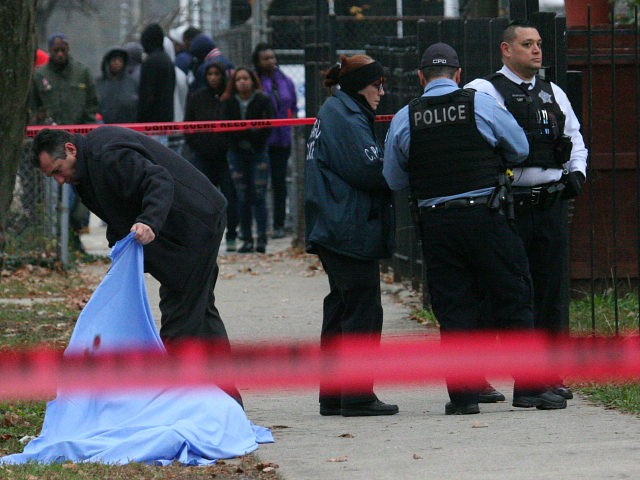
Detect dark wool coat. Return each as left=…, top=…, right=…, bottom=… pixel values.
left=73, top=126, right=227, bottom=291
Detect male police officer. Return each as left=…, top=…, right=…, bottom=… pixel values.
left=384, top=42, right=567, bottom=414
left=466, top=21, right=588, bottom=401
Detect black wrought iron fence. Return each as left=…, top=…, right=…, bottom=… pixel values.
left=567, top=14, right=640, bottom=335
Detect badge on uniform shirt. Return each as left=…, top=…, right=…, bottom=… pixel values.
left=538, top=90, right=553, bottom=104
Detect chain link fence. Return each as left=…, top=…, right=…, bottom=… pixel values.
left=4, top=143, right=60, bottom=269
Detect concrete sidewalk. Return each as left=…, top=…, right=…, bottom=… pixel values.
left=82, top=221, right=640, bottom=479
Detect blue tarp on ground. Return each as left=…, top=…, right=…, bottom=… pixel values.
left=0, top=232, right=272, bottom=465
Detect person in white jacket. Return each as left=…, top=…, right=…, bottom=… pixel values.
left=164, top=36, right=189, bottom=154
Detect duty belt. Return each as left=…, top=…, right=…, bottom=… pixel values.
left=511, top=182, right=565, bottom=209
left=421, top=195, right=490, bottom=210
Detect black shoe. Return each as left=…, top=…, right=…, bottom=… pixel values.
left=478, top=383, right=506, bottom=403
left=237, top=241, right=254, bottom=253
left=256, top=237, right=267, bottom=253
left=341, top=399, right=399, bottom=417
left=550, top=383, right=574, bottom=400
left=319, top=403, right=341, bottom=416
left=513, top=390, right=567, bottom=410
left=445, top=402, right=480, bottom=415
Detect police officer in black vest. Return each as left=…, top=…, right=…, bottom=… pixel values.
left=384, top=42, right=568, bottom=414
left=467, top=21, right=588, bottom=402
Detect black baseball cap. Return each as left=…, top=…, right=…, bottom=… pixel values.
left=419, top=42, right=460, bottom=69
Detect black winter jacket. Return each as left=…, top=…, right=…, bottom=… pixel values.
left=138, top=24, right=175, bottom=122
left=184, top=85, right=228, bottom=160
left=73, top=126, right=227, bottom=291
left=221, top=92, right=274, bottom=153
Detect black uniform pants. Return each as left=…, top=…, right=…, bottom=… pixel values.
left=419, top=207, right=534, bottom=406
left=158, top=215, right=243, bottom=405
left=316, top=245, right=382, bottom=407
left=513, top=199, right=569, bottom=334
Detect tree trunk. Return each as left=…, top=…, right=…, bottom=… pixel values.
left=0, top=0, right=36, bottom=259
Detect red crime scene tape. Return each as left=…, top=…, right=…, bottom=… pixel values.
left=24, top=115, right=396, bottom=138
left=0, top=332, right=639, bottom=400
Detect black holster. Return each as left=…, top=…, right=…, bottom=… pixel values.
left=488, top=173, right=515, bottom=223
left=554, top=135, right=573, bottom=165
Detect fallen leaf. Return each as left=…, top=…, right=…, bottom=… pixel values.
left=327, top=455, right=348, bottom=462
left=413, top=453, right=423, bottom=460
left=472, top=421, right=489, bottom=428
left=338, top=433, right=354, bottom=438
left=19, top=435, right=36, bottom=445
left=2, top=412, right=21, bottom=426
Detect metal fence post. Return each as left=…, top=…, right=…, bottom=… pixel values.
left=60, top=183, right=70, bottom=268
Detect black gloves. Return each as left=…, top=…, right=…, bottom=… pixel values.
left=561, top=171, right=586, bottom=199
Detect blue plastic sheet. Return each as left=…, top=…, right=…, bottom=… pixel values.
left=0, top=232, right=273, bottom=465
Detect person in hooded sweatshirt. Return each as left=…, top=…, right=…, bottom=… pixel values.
left=188, top=32, right=234, bottom=93
left=96, top=47, right=138, bottom=124
left=184, top=61, right=239, bottom=252
left=123, top=41, right=143, bottom=89
left=175, top=26, right=201, bottom=76
left=138, top=23, right=175, bottom=147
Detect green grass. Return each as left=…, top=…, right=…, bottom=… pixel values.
left=0, top=401, right=48, bottom=457
left=569, top=290, right=640, bottom=415
left=570, top=290, right=640, bottom=336
left=0, top=456, right=279, bottom=479
left=0, top=267, right=82, bottom=298
left=0, top=303, right=77, bottom=350
left=574, top=382, right=640, bottom=415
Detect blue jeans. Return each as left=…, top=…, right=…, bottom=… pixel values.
left=227, top=149, right=269, bottom=241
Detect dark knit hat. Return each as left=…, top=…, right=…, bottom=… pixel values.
left=47, top=33, right=68, bottom=48
left=338, top=61, right=385, bottom=93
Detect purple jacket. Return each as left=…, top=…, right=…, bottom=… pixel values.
left=258, top=69, right=298, bottom=148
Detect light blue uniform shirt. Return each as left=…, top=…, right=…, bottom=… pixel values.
left=383, top=78, right=529, bottom=207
